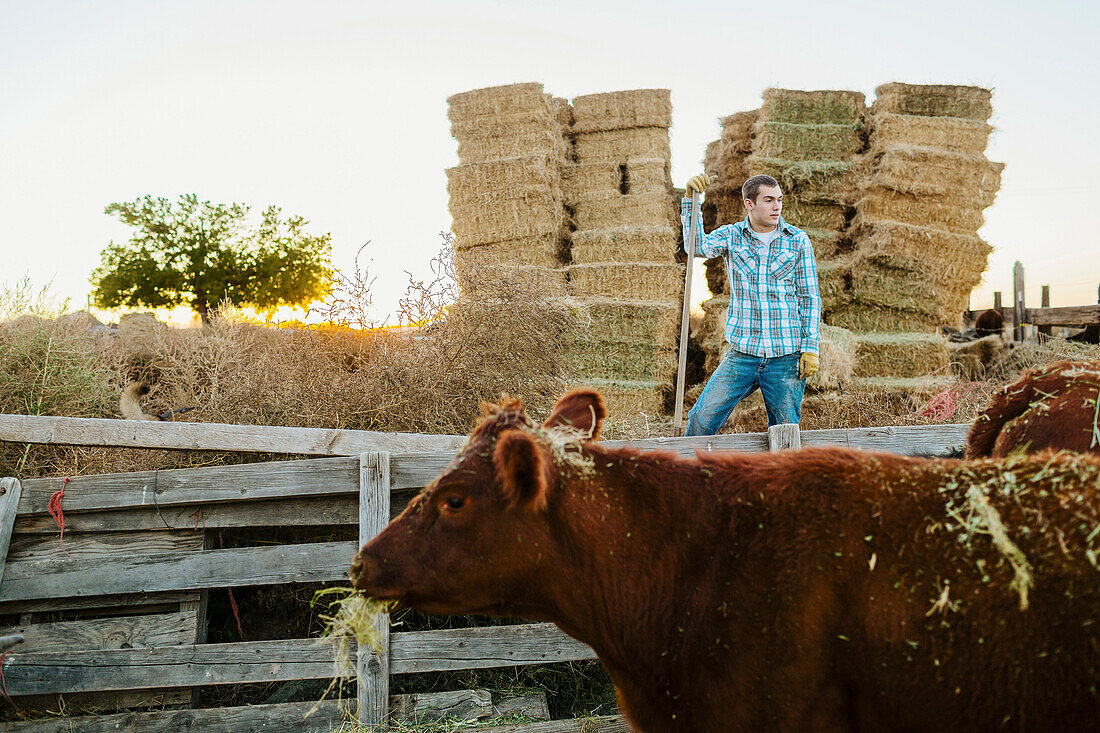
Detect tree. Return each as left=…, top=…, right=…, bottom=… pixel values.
left=91, top=194, right=334, bottom=324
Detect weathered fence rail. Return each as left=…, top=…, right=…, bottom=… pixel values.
left=0, top=414, right=970, bottom=731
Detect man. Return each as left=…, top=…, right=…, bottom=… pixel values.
left=681, top=173, right=821, bottom=434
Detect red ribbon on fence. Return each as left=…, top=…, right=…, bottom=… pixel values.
left=48, top=477, right=71, bottom=549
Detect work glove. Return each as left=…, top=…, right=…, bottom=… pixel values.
left=799, top=352, right=820, bottom=380
left=685, top=173, right=715, bottom=196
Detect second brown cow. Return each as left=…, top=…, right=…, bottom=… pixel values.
left=352, top=389, right=1100, bottom=732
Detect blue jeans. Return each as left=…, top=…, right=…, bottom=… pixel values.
left=686, top=350, right=805, bottom=435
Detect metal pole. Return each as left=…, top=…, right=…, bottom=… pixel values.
left=673, top=192, right=701, bottom=437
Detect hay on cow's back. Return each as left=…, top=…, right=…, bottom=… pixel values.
left=573, top=127, right=671, bottom=163
left=853, top=331, right=950, bottom=379
left=869, top=112, right=993, bottom=154
left=872, top=83, right=993, bottom=121
left=754, top=121, right=863, bottom=162
left=571, top=189, right=678, bottom=230
left=761, top=88, right=866, bottom=124
left=571, top=88, right=672, bottom=134
left=569, top=226, right=679, bottom=265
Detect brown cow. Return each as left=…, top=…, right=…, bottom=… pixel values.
left=967, top=359, right=1100, bottom=458
left=351, top=390, right=1100, bottom=732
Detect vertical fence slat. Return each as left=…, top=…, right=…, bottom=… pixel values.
left=1013, top=261, right=1026, bottom=342
left=358, top=452, right=391, bottom=729
left=1039, top=284, right=1052, bottom=339
left=0, top=478, right=23, bottom=587
left=767, top=424, right=801, bottom=452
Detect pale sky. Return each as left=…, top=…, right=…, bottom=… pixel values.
left=2, top=0, right=1098, bottom=324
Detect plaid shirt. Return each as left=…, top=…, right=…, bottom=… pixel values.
left=682, top=199, right=821, bottom=357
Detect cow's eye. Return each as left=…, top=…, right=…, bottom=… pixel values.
left=444, top=495, right=466, bottom=510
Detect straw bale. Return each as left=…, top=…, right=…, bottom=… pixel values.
left=761, top=88, right=865, bottom=124
left=571, top=89, right=672, bottom=134
left=845, top=253, right=957, bottom=317
left=872, top=83, right=992, bottom=122
left=853, top=331, right=949, bottom=378
left=455, top=259, right=569, bottom=298
left=849, top=375, right=954, bottom=393
left=572, top=189, right=677, bottom=230
left=572, top=379, right=667, bottom=416
left=568, top=262, right=684, bottom=303
left=447, top=82, right=551, bottom=121
left=569, top=226, right=679, bottom=265
left=754, top=122, right=863, bottom=161
left=805, top=324, right=856, bottom=390
left=450, top=235, right=563, bottom=268
left=851, top=215, right=992, bottom=275
left=825, top=303, right=941, bottom=333
left=566, top=340, right=678, bottom=383
left=450, top=193, right=566, bottom=247
left=872, top=144, right=1003, bottom=203
left=569, top=297, right=680, bottom=348
left=746, top=157, right=858, bottom=203
left=455, top=127, right=566, bottom=165
left=782, top=200, right=848, bottom=231
left=450, top=110, right=554, bottom=141
left=704, top=140, right=723, bottom=177
left=562, top=158, right=670, bottom=200
left=549, top=96, right=574, bottom=131
left=573, top=127, right=671, bottom=163
left=446, top=155, right=561, bottom=200
left=817, top=259, right=851, bottom=312
left=719, top=110, right=760, bottom=152
left=869, top=112, right=992, bottom=154
left=855, top=186, right=987, bottom=232
left=803, top=228, right=844, bottom=261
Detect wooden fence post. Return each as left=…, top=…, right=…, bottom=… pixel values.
left=1013, top=262, right=1026, bottom=342
left=1039, top=285, right=1052, bottom=340
left=0, top=478, right=23, bottom=587
left=767, top=424, right=801, bottom=452
left=358, top=452, right=392, bottom=730
left=993, top=291, right=1002, bottom=314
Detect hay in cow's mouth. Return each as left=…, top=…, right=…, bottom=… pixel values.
left=307, top=586, right=393, bottom=714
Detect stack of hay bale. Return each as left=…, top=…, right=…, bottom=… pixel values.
left=828, top=83, right=1000, bottom=335
left=446, top=83, right=571, bottom=297
left=562, top=89, right=683, bottom=416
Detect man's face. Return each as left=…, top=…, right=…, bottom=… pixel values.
left=746, top=185, right=783, bottom=229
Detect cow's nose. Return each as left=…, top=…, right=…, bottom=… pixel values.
left=349, top=552, right=365, bottom=584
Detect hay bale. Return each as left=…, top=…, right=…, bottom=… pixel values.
left=454, top=259, right=569, bottom=298
left=572, top=189, right=677, bottom=230
left=869, top=112, right=993, bottom=154
left=872, top=83, right=992, bottom=121
left=573, top=127, right=671, bottom=163
left=447, top=82, right=551, bottom=121
left=845, top=252, right=964, bottom=317
left=754, top=121, right=863, bottom=161
left=704, top=139, right=723, bottom=177
left=569, top=226, right=678, bottom=264
left=851, top=215, right=992, bottom=276
left=450, top=110, right=554, bottom=140
left=761, top=88, right=865, bottom=124
left=570, top=297, right=680, bottom=348
left=455, top=127, right=565, bottom=165
left=855, top=186, right=987, bottom=232
left=809, top=324, right=858, bottom=391
left=446, top=155, right=561, bottom=201
left=872, top=144, right=1003, bottom=203
left=816, top=259, right=850, bottom=311
left=571, top=89, right=672, bottom=134
left=825, top=303, right=942, bottom=333
left=568, top=262, right=684, bottom=303
left=853, top=331, right=949, bottom=378
left=746, top=157, right=858, bottom=203
left=562, top=158, right=670, bottom=200
left=781, top=200, right=849, bottom=232
left=849, top=375, right=954, bottom=393
left=802, top=228, right=843, bottom=262
left=451, top=236, right=564, bottom=268
left=947, top=335, right=1008, bottom=380
left=549, top=96, right=574, bottom=132
left=719, top=110, right=760, bottom=152
left=566, top=341, right=677, bottom=383
left=573, top=379, right=667, bottom=416
left=450, top=191, right=566, bottom=247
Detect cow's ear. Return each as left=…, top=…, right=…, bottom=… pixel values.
left=543, top=389, right=606, bottom=440
left=493, top=430, right=549, bottom=512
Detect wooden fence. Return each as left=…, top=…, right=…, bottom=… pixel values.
left=967, top=261, right=1100, bottom=341
left=0, top=415, right=970, bottom=731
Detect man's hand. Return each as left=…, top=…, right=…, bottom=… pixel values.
left=686, top=173, right=714, bottom=196
left=799, top=353, right=819, bottom=380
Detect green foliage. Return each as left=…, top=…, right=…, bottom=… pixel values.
left=91, top=194, right=335, bottom=322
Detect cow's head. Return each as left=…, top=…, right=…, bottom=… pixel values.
left=349, top=389, right=606, bottom=616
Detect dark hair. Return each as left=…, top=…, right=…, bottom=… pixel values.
left=742, top=175, right=780, bottom=203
